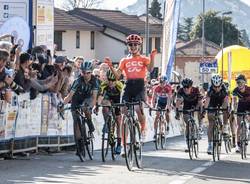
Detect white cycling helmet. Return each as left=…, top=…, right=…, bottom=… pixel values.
left=211, top=74, right=223, bottom=87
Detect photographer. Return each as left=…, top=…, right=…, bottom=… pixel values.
left=14, top=52, right=57, bottom=92
left=0, top=49, right=24, bottom=102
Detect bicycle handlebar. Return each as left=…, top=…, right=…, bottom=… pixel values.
left=233, top=111, right=250, bottom=116
left=204, top=107, right=228, bottom=111
left=177, top=108, right=200, bottom=113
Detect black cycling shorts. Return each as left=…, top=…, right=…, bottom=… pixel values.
left=122, top=79, right=145, bottom=103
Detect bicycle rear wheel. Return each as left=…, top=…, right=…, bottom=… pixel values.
left=101, top=120, right=110, bottom=162
left=154, top=119, right=161, bottom=150
left=74, top=123, right=86, bottom=162
left=187, top=120, right=194, bottom=160
left=123, top=117, right=134, bottom=171
left=134, top=121, right=142, bottom=169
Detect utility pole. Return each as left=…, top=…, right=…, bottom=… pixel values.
left=201, top=0, right=205, bottom=83
left=146, top=0, right=149, bottom=56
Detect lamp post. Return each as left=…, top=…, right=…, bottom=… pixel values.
left=221, top=11, right=232, bottom=79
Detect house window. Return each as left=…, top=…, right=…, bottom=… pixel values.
left=149, top=37, right=152, bottom=53
left=54, top=31, right=63, bottom=51
left=91, top=31, right=95, bottom=50
left=155, top=37, right=161, bottom=52
left=76, top=31, right=80, bottom=49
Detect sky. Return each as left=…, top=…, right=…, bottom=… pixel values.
left=55, top=0, right=250, bottom=10
left=54, top=0, right=137, bottom=10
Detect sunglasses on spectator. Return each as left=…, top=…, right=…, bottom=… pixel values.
left=128, top=43, right=139, bottom=47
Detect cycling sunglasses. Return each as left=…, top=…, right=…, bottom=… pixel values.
left=128, top=43, right=140, bottom=47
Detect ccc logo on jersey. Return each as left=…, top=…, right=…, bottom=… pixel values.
left=125, top=61, right=144, bottom=73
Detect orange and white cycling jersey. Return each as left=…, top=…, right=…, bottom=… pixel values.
left=118, top=55, right=150, bottom=79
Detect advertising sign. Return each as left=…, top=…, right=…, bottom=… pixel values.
left=36, top=0, right=54, bottom=54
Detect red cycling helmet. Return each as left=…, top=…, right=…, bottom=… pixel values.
left=126, top=34, right=142, bottom=44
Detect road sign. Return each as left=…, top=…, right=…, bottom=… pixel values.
left=199, top=60, right=218, bottom=74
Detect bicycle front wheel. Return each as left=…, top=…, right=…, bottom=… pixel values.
left=193, top=123, right=199, bottom=158
left=101, top=121, right=110, bottom=162
left=134, top=121, right=142, bottom=169
left=160, top=119, right=167, bottom=150
left=154, top=119, right=161, bottom=150
left=123, top=117, right=134, bottom=171
left=240, top=122, right=247, bottom=159
left=212, top=124, right=218, bottom=162
left=187, top=120, right=194, bottom=160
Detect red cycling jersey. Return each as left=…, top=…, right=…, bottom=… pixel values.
left=118, top=55, right=150, bottom=80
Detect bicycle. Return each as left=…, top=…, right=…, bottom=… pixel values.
left=205, top=107, right=228, bottom=162
left=149, top=108, right=168, bottom=150
left=100, top=104, right=120, bottom=162
left=58, top=104, right=94, bottom=162
left=121, top=101, right=143, bottom=171
left=234, top=111, right=250, bottom=159
left=178, top=108, right=200, bottom=160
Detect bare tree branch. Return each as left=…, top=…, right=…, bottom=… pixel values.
left=63, top=0, right=102, bottom=10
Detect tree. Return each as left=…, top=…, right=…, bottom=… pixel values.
left=63, top=0, right=102, bottom=10
left=190, top=10, right=241, bottom=47
left=177, top=17, right=193, bottom=41
left=149, top=0, right=162, bottom=19
left=240, top=29, right=250, bottom=47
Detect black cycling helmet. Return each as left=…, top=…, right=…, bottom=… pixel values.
left=182, top=78, right=193, bottom=88
left=106, top=70, right=116, bottom=80
left=236, top=74, right=247, bottom=82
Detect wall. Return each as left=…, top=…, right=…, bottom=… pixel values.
left=175, top=56, right=215, bottom=85
left=95, top=31, right=127, bottom=62
left=56, top=30, right=95, bottom=59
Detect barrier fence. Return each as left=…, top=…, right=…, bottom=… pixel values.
left=0, top=93, right=185, bottom=156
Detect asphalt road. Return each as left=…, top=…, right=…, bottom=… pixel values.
left=0, top=135, right=250, bottom=184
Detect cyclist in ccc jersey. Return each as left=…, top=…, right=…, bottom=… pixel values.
left=104, top=34, right=157, bottom=139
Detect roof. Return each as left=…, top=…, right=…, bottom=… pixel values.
left=54, top=8, right=102, bottom=31
left=69, top=8, right=162, bottom=35
left=176, top=38, right=220, bottom=56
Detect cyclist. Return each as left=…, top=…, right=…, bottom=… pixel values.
left=224, top=81, right=237, bottom=148
left=63, top=60, right=99, bottom=155
left=151, top=76, right=172, bottom=138
left=232, top=74, right=250, bottom=153
left=175, top=78, right=203, bottom=152
left=204, top=74, right=229, bottom=154
left=96, top=70, right=124, bottom=154
left=104, top=34, right=157, bottom=140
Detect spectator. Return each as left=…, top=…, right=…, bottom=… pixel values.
left=73, top=56, right=84, bottom=79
